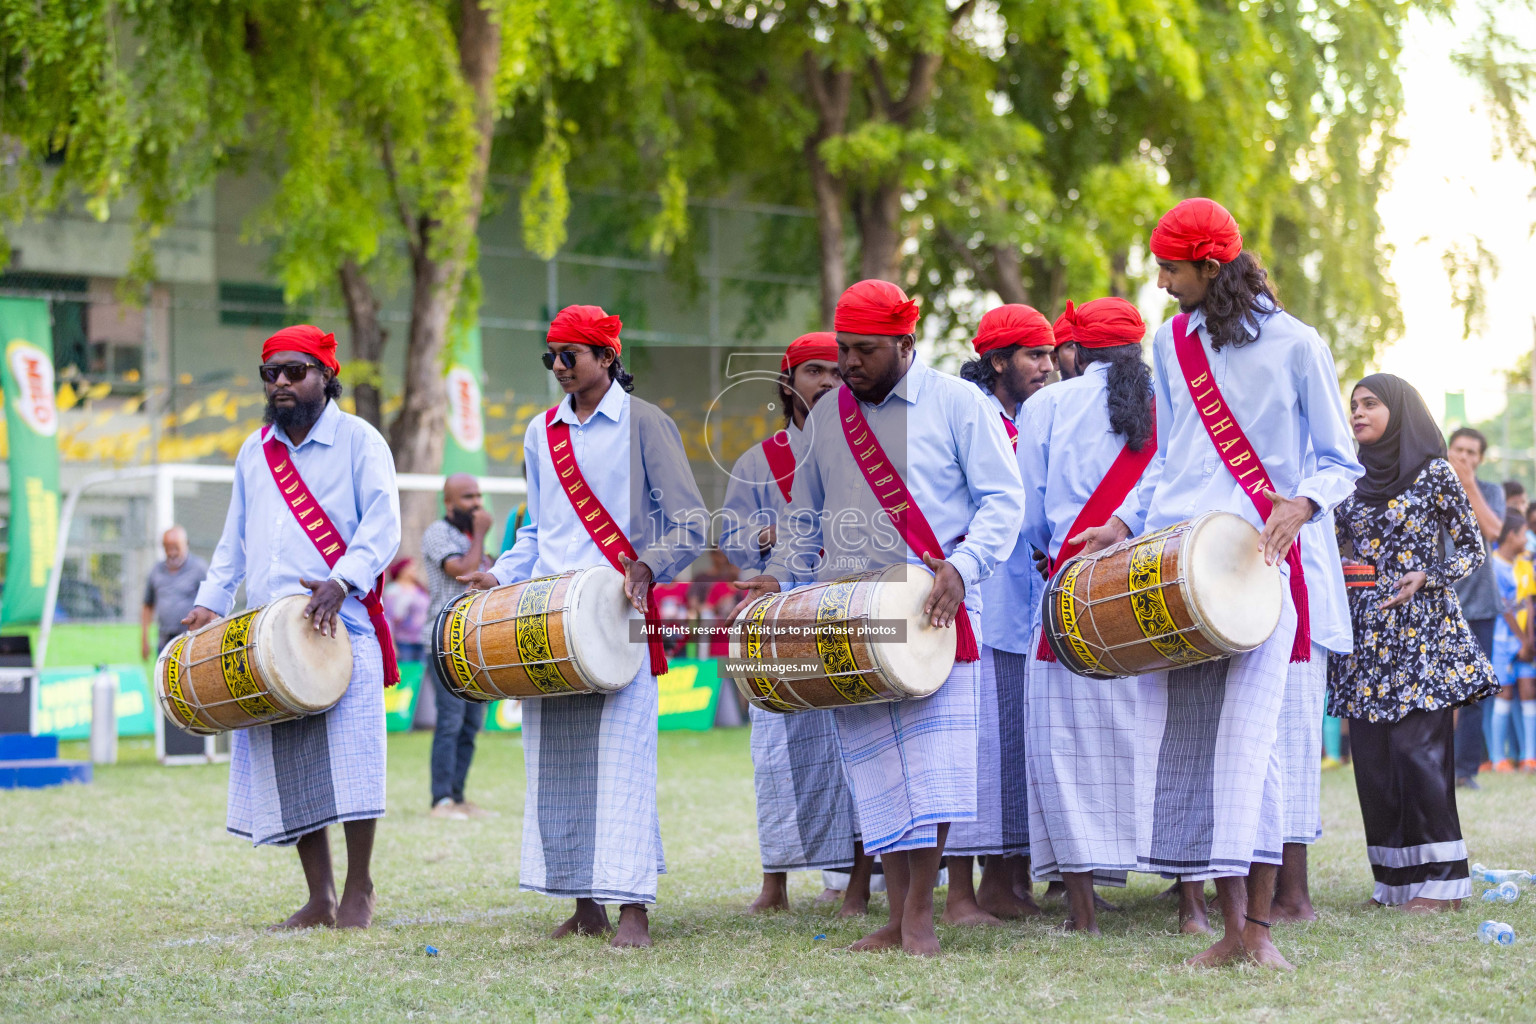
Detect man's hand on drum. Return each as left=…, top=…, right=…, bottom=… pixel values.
left=617, top=554, right=654, bottom=614
left=299, top=577, right=348, bottom=637
left=456, top=570, right=501, bottom=591
left=920, top=554, right=965, bottom=629
left=1380, top=570, right=1427, bottom=610
left=1069, top=516, right=1130, bottom=556
left=728, top=575, right=782, bottom=626
left=181, top=606, right=219, bottom=631
left=1260, top=491, right=1318, bottom=566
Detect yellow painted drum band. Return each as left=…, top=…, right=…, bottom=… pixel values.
left=815, top=581, right=879, bottom=705
left=744, top=597, right=796, bottom=713
left=162, top=636, right=204, bottom=731
left=1126, top=536, right=1204, bottom=665
left=514, top=574, right=574, bottom=695
left=445, top=596, right=485, bottom=695
left=1055, top=559, right=1103, bottom=673
left=219, top=611, right=282, bottom=720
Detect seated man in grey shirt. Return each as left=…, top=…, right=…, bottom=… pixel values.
left=1447, top=427, right=1506, bottom=788
left=141, top=525, right=209, bottom=660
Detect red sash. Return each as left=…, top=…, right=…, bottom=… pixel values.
left=761, top=431, right=797, bottom=504
left=1171, top=313, right=1310, bottom=662
left=1001, top=413, right=1018, bottom=450
left=1036, top=409, right=1157, bottom=661
left=260, top=432, right=399, bottom=685
left=837, top=387, right=979, bottom=662
left=543, top=407, right=669, bottom=675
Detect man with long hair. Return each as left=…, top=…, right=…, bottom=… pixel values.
left=185, top=324, right=401, bottom=930
left=458, top=305, right=708, bottom=948
left=719, top=333, right=873, bottom=916
left=1073, top=199, right=1360, bottom=969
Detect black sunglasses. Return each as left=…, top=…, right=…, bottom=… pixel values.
left=541, top=350, right=579, bottom=370
left=258, top=362, right=322, bottom=384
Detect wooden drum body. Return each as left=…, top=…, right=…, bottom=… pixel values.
left=431, top=566, right=643, bottom=703
left=1042, top=511, right=1282, bottom=679
left=155, top=594, right=354, bottom=735
left=726, top=564, right=956, bottom=714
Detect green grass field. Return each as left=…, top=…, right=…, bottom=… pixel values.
left=2, top=728, right=1533, bottom=1022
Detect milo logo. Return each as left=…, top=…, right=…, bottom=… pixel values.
left=7, top=340, right=56, bottom=437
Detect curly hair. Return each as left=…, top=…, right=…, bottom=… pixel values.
left=324, top=373, right=343, bottom=402
left=958, top=346, right=1019, bottom=392
left=1078, top=344, right=1155, bottom=452
left=608, top=355, right=635, bottom=393
left=1203, top=251, right=1281, bottom=351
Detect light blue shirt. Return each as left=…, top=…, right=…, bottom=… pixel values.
left=977, top=390, right=1039, bottom=653
left=1114, top=306, right=1362, bottom=536
left=719, top=420, right=808, bottom=574
left=197, top=400, right=402, bottom=635
left=493, top=382, right=708, bottom=584
left=1301, top=509, right=1351, bottom=655
left=763, top=355, right=1025, bottom=619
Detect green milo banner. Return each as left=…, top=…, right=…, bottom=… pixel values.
left=442, top=322, right=488, bottom=478
left=0, top=298, right=61, bottom=625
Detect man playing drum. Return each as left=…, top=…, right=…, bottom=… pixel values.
left=945, top=304, right=1056, bottom=925
left=185, top=324, right=401, bottom=930
left=1073, top=199, right=1360, bottom=969
left=735, top=279, right=1025, bottom=956
left=719, top=332, right=873, bottom=916
left=458, top=305, right=707, bottom=948
left=1018, top=297, right=1156, bottom=936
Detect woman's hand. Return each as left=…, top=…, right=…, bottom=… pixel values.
left=1380, top=569, right=1427, bottom=610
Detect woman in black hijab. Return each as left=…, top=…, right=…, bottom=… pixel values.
left=1328, top=374, right=1498, bottom=911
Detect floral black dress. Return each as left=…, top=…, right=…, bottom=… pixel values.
left=1327, top=458, right=1501, bottom=723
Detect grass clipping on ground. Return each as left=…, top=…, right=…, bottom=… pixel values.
left=1, top=730, right=1533, bottom=1022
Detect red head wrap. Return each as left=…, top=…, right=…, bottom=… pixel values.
left=1064, top=297, right=1146, bottom=348
left=547, top=304, right=623, bottom=356
left=781, top=332, right=839, bottom=373
left=1052, top=311, right=1073, bottom=347
left=262, top=324, right=339, bottom=374
left=1149, top=198, right=1243, bottom=264
left=833, top=279, right=920, bottom=337
left=970, top=304, right=1054, bottom=356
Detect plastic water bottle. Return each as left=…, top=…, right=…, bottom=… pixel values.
left=1479, top=921, right=1516, bottom=945
left=1473, top=866, right=1532, bottom=884
left=1482, top=881, right=1521, bottom=903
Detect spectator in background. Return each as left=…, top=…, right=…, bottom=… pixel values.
left=1447, top=427, right=1507, bottom=789
left=1504, top=480, right=1527, bottom=520
left=1489, top=512, right=1536, bottom=772
left=421, top=473, right=493, bottom=820
left=141, top=525, right=208, bottom=660
left=382, top=559, right=430, bottom=663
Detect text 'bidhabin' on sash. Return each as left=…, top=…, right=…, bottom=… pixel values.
left=630, top=620, right=910, bottom=644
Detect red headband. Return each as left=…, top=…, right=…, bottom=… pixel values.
left=781, top=332, right=839, bottom=373
left=1064, top=297, right=1146, bottom=348
left=262, top=324, right=339, bottom=374
left=833, top=279, right=920, bottom=336
left=547, top=304, right=623, bottom=356
left=1149, top=198, right=1243, bottom=265
left=971, top=304, right=1054, bottom=356
left=1052, top=311, right=1073, bottom=347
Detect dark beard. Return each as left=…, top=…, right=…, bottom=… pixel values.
left=447, top=507, right=475, bottom=533
left=264, top=391, right=327, bottom=433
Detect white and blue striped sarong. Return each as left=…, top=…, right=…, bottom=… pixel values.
left=1135, top=590, right=1294, bottom=880
left=1278, top=644, right=1326, bottom=844
left=750, top=706, right=858, bottom=872
left=832, top=620, right=979, bottom=857
left=1025, top=629, right=1135, bottom=887
left=947, top=645, right=1030, bottom=857
left=519, top=650, right=665, bottom=905
left=227, top=629, right=386, bottom=847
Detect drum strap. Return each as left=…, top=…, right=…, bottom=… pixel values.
left=543, top=407, right=669, bottom=676
left=761, top=431, right=797, bottom=504
left=836, top=386, right=979, bottom=662
left=1035, top=409, right=1157, bottom=662
left=1171, top=313, right=1310, bottom=663
left=260, top=432, right=399, bottom=685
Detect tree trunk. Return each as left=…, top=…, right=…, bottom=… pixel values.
left=337, top=259, right=386, bottom=430
left=854, top=184, right=904, bottom=284
left=988, top=244, right=1029, bottom=305
left=804, top=54, right=853, bottom=327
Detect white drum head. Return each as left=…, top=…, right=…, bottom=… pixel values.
left=1183, top=512, right=1283, bottom=653
left=254, top=594, right=355, bottom=712
left=566, top=566, right=645, bottom=691
left=868, top=563, right=956, bottom=698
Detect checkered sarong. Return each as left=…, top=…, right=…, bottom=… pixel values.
left=750, top=705, right=858, bottom=872
left=227, top=630, right=386, bottom=846
left=947, top=646, right=1030, bottom=857
left=519, top=651, right=665, bottom=905
left=1278, top=644, right=1326, bottom=844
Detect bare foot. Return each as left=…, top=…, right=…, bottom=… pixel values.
left=1270, top=899, right=1318, bottom=923
left=1186, top=931, right=1246, bottom=968
left=747, top=873, right=789, bottom=914
left=1155, top=880, right=1181, bottom=901
left=978, top=873, right=1042, bottom=920
left=551, top=901, right=612, bottom=939
left=1242, top=922, right=1295, bottom=971
left=849, top=921, right=902, bottom=951
left=335, top=884, right=375, bottom=929
left=1093, top=891, right=1120, bottom=913
left=1402, top=897, right=1461, bottom=913
left=610, top=904, right=652, bottom=948
left=1061, top=916, right=1102, bottom=936
left=815, top=887, right=842, bottom=904
left=1179, top=889, right=1211, bottom=935
left=1043, top=881, right=1067, bottom=901
left=269, top=897, right=336, bottom=931
left=838, top=891, right=869, bottom=918
left=902, top=915, right=942, bottom=957
left=939, top=896, right=1003, bottom=927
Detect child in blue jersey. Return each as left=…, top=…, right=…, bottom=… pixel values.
left=1490, top=513, right=1536, bottom=771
